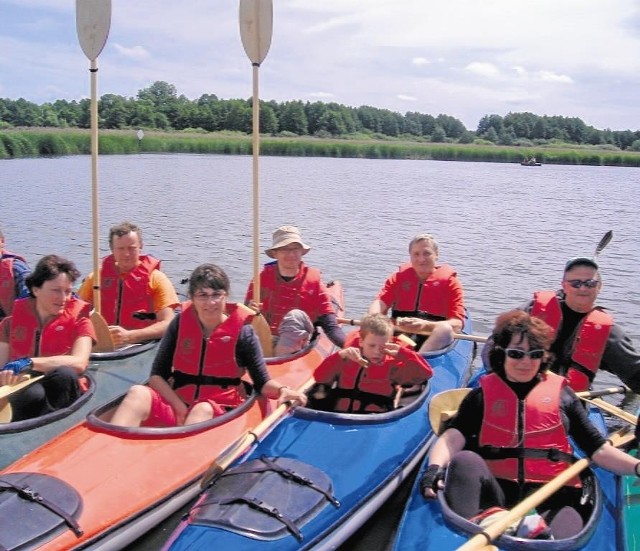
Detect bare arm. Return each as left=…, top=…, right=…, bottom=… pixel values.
left=592, top=442, right=640, bottom=476
left=31, top=335, right=93, bottom=374
left=109, top=306, right=175, bottom=346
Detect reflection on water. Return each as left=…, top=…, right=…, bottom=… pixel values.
left=2, top=154, right=640, bottom=547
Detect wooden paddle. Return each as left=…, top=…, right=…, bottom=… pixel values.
left=337, top=317, right=488, bottom=344
left=239, top=0, right=273, bottom=328
left=429, top=385, right=630, bottom=436
left=0, top=375, right=45, bottom=423
left=458, top=427, right=635, bottom=551
left=76, top=0, right=115, bottom=353
left=237, top=303, right=273, bottom=356
left=90, top=310, right=115, bottom=352
left=0, top=374, right=45, bottom=400
left=580, top=396, right=637, bottom=426
left=201, top=376, right=313, bottom=488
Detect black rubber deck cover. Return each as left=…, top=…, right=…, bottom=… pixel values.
left=0, top=472, right=83, bottom=550
left=191, top=456, right=336, bottom=541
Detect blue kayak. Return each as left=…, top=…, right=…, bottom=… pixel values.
left=392, top=389, right=623, bottom=550
left=164, top=321, right=476, bottom=550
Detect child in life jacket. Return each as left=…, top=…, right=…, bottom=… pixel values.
left=310, top=313, right=433, bottom=413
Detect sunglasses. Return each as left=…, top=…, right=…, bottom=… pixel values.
left=565, top=279, right=599, bottom=289
left=504, top=348, right=545, bottom=360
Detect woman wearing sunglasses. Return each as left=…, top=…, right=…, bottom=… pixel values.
left=420, top=309, right=640, bottom=540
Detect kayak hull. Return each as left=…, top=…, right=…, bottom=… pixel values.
left=164, top=318, right=476, bottom=550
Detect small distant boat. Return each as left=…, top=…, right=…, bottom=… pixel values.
left=521, top=160, right=542, bottom=166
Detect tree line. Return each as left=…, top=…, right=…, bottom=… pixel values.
left=2, top=80, right=640, bottom=151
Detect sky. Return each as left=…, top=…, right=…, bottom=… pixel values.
left=2, top=0, right=640, bottom=132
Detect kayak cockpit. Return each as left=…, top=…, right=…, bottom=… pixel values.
left=86, top=380, right=261, bottom=438
left=437, top=466, right=602, bottom=550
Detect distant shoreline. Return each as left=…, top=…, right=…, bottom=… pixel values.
left=2, top=128, right=640, bottom=167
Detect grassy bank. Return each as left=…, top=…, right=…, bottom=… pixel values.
left=1, top=127, right=640, bottom=167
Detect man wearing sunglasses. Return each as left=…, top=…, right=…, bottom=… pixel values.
left=523, top=257, right=640, bottom=394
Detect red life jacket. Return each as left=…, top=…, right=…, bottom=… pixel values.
left=172, top=302, right=252, bottom=408
left=390, top=263, right=457, bottom=320
left=531, top=291, right=613, bottom=392
left=321, top=333, right=430, bottom=413
left=478, top=372, right=580, bottom=487
left=100, top=254, right=161, bottom=329
left=9, top=296, right=92, bottom=359
left=0, top=251, right=27, bottom=317
left=257, top=262, right=324, bottom=334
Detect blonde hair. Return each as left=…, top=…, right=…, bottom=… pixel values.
left=360, top=313, right=394, bottom=340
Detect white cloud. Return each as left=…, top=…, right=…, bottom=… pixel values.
left=465, top=62, right=501, bottom=79
left=309, top=92, right=335, bottom=99
left=412, top=57, right=430, bottom=66
left=1, top=0, right=640, bottom=130
left=113, top=44, right=150, bottom=60
left=536, top=71, right=573, bottom=84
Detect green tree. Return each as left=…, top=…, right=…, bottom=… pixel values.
left=279, top=101, right=308, bottom=135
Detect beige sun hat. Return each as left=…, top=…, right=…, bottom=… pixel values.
left=265, top=225, right=311, bottom=259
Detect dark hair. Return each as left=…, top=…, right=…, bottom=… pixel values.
left=25, top=254, right=81, bottom=296
left=109, top=221, right=142, bottom=248
left=188, top=264, right=230, bottom=296
left=487, top=310, right=553, bottom=379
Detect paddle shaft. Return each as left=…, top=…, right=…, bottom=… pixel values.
left=239, top=0, right=273, bottom=314
left=581, top=396, right=637, bottom=425
left=76, top=0, right=111, bottom=315
left=337, top=318, right=488, bottom=344
left=201, top=376, right=314, bottom=488
left=458, top=429, right=635, bottom=551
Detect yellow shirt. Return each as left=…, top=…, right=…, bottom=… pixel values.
left=78, top=269, right=179, bottom=314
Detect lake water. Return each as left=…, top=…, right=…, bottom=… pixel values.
left=1, top=153, right=639, bottom=548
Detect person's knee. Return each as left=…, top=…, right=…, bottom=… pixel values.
left=186, top=401, right=214, bottom=424
left=121, top=385, right=152, bottom=410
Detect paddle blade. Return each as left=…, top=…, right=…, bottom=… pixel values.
left=76, top=0, right=112, bottom=61
left=594, top=230, right=613, bottom=258
left=91, top=310, right=115, bottom=353
left=0, top=402, right=11, bottom=423
left=239, top=0, right=273, bottom=65
left=0, top=375, right=45, bottom=400
left=428, top=388, right=471, bottom=435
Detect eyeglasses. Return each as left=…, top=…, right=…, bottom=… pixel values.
left=193, top=291, right=226, bottom=302
left=504, top=348, right=545, bottom=360
left=565, top=279, right=599, bottom=289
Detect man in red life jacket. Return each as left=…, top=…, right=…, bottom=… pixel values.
left=0, top=226, right=31, bottom=320
left=521, top=257, right=640, bottom=394
left=369, top=234, right=466, bottom=352
left=78, top=221, right=179, bottom=347
left=245, top=225, right=345, bottom=355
